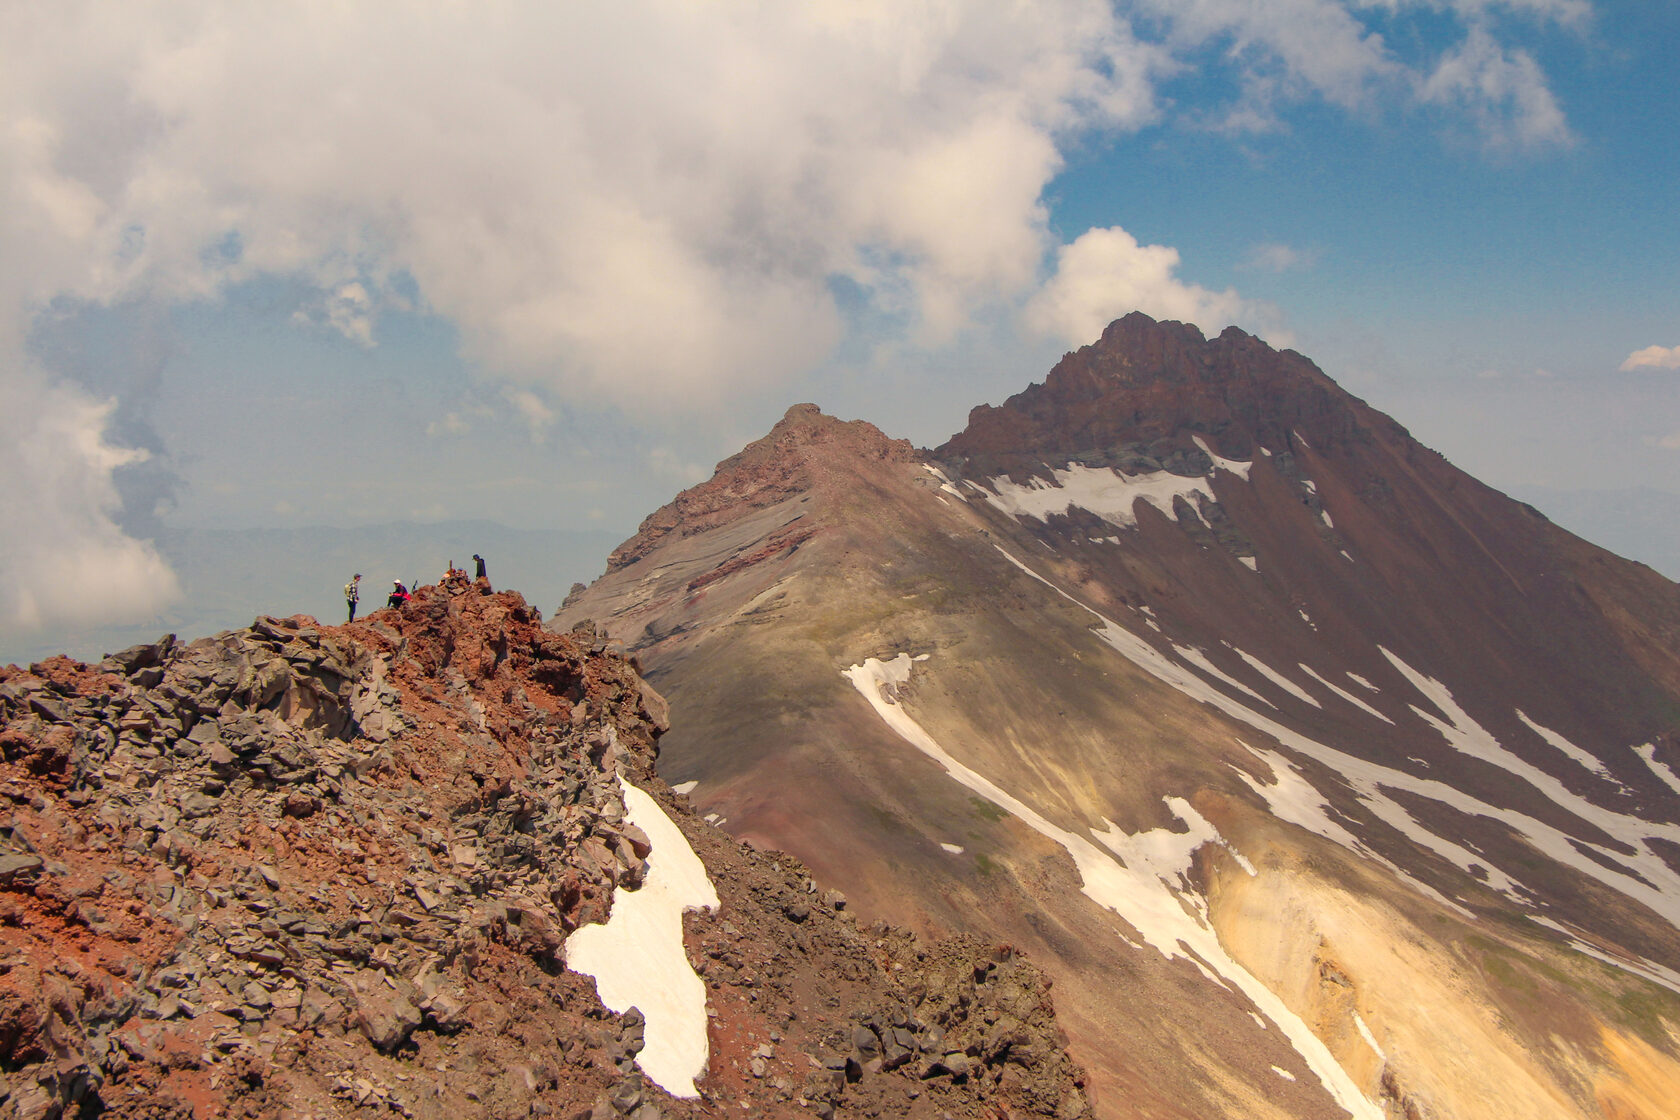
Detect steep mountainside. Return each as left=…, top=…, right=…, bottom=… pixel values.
left=559, top=313, right=1680, bottom=1120
left=0, top=580, right=1092, bottom=1119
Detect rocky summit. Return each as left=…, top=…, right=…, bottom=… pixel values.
left=561, top=313, right=1680, bottom=1120
left=0, top=579, right=1091, bottom=1119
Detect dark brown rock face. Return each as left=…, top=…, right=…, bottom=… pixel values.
left=940, top=311, right=1387, bottom=475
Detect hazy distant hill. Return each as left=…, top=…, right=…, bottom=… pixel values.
left=1, top=519, right=620, bottom=665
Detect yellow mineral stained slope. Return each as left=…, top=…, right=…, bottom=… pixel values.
left=1208, top=843, right=1654, bottom=1120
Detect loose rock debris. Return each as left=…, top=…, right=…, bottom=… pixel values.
left=0, top=581, right=1089, bottom=1119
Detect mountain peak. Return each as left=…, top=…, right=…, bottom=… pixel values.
left=606, top=405, right=912, bottom=571
left=939, top=311, right=1381, bottom=474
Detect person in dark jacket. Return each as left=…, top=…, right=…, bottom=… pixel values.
left=345, top=573, right=362, bottom=622
left=473, top=554, right=487, bottom=580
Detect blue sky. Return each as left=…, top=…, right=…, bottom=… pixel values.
left=2, top=1, right=1677, bottom=658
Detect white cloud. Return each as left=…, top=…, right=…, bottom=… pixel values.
left=1138, top=0, right=1397, bottom=109
left=0, top=2, right=1168, bottom=406
left=1240, top=242, right=1317, bottom=272
left=425, top=412, right=470, bottom=438
left=1359, top=1, right=1591, bottom=29
left=1621, top=345, right=1680, bottom=372
left=504, top=388, right=556, bottom=440
left=1025, top=226, right=1274, bottom=344
left=1418, top=26, right=1571, bottom=149
left=1648, top=432, right=1680, bottom=452
left=0, top=369, right=179, bottom=632
left=1141, top=1, right=1578, bottom=145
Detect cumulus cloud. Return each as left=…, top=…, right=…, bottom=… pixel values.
left=1, top=2, right=1169, bottom=405
left=1621, top=345, right=1680, bottom=372
left=1025, top=226, right=1273, bottom=344
left=0, top=368, right=179, bottom=631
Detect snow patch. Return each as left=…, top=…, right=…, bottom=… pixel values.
left=940, top=842, right=964, bottom=854
left=565, top=780, right=719, bottom=1097
left=1239, top=556, right=1259, bottom=572
left=1273, top=1066, right=1297, bottom=1081
left=671, top=780, right=698, bottom=796
left=1192, top=436, right=1253, bottom=480
left=1174, top=645, right=1274, bottom=707
left=1320, top=509, right=1335, bottom=530
left=979, top=449, right=1248, bottom=532
left=1354, top=1014, right=1385, bottom=1060
left=1232, top=648, right=1320, bottom=708
left=1298, top=664, right=1393, bottom=725
left=1515, top=711, right=1614, bottom=781
left=1635, top=744, right=1680, bottom=797
left=1347, top=672, right=1379, bottom=692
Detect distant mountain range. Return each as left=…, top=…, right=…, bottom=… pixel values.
left=2, top=520, right=621, bottom=665
left=561, top=312, right=1680, bottom=1120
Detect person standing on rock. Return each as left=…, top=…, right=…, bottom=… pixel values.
left=345, top=573, right=362, bottom=622
left=473, top=553, right=487, bottom=581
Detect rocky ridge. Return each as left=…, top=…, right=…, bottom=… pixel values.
left=0, top=579, right=1089, bottom=1119
left=602, top=404, right=914, bottom=575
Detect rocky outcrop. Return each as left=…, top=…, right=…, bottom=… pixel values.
left=0, top=580, right=1089, bottom=1119
left=938, top=311, right=1397, bottom=477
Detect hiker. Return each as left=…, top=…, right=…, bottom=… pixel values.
left=387, top=580, right=410, bottom=608
left=473, top=554, right=487, bottom=581
left=345, top=573, right=362, bottom=622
